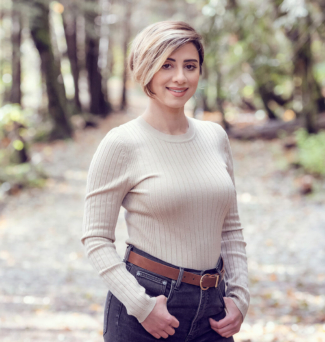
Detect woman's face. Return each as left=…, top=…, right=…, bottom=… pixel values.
left=149, top=42, right=200, bottom=108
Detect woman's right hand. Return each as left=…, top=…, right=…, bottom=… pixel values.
left=141, top=295, right=180, bottom=339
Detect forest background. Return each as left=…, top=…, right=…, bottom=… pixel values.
left=0, top=0, right=325, bottom=341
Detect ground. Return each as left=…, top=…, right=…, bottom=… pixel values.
left=0, top=109, right=325, bottom=342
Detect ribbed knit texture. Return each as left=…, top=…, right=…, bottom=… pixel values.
left=81, top=115, right=250, bottom=323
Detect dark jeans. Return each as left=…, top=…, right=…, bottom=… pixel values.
left=103, top=244, right=235, bottom=342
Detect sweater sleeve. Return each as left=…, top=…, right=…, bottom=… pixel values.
left=220, top=131, right=250, bottom=320
left=81, top=128, right=157, bottom=323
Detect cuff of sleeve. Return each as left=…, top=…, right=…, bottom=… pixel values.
left=131, top=296, right=157, bottom=324
left=228, top=295, right=249, bottom=322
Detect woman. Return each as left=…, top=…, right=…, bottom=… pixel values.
left=81, top=20, right=250, bottom=341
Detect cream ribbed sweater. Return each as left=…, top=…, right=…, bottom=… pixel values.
left=81, top=115, right=250, bottom=323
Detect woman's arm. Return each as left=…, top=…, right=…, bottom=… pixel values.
left=81, top=128, right=156, bottom=323
left=220, top=131, right=250, bottom=320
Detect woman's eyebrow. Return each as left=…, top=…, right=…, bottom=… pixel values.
left=166, top=57, right=198, bottom=63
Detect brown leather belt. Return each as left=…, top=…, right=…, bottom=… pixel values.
left=127, top=250, right=225, bottom=290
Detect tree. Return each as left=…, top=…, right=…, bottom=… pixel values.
left=10, top=0, right=22, bottom=104
left=62, top=0, right=82, bottom=112
left=120, top=0, right=132, bottom=111
left=28, top=0, right=73, bottom=139
left=273, top=0, right=323, bottom=133
left=84, top=0, right=111, bottom=115
left=199, top=7, right=230, bottom=129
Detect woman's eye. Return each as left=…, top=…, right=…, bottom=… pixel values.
left=186, top=65, right=197, bottom=71
left=162, top=64, right=197, bottom=70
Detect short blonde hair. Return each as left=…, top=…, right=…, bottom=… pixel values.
left=128, top=20, right=204, bottom=98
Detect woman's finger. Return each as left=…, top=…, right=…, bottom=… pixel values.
left=159, top=330, right=169, bottom=339
left=164, top=325, right=175, bottom=336
left=152, top=332, right=161, bottom=339
left=170, top=316, right=180, bottom=328
left=214, top=325, right=234, bottom=336
left=209, top=316, right=232, bottom=330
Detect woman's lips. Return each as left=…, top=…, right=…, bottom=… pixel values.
left=166, top=87, right=188, bottom=97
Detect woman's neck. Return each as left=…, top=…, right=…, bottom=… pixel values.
left=141, top=101, right=188, bottom=135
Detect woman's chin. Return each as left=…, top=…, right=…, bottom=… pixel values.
left=152, top=92, right=193, bottom=109
left=165, top=101, right=187, bottom=109
left=161, top=97, right=191, bottom=108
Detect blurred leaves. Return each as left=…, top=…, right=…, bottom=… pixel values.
left=0, top=162, right=47, bottom=192
left=294, top=128, right=325, bottom=175
left=0, top=104, right=48, bottom=197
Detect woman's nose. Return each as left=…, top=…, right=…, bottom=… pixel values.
left=172, top=67, right=187, bottom=84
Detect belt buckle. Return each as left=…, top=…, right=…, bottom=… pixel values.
left=214, top=274, right=220, bottom=287
left=200, top=273, right=220, bottom=290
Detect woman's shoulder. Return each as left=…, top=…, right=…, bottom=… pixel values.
left=99, top=118, right=140, bottom=154
left=190, top=117, right=227, bottom=139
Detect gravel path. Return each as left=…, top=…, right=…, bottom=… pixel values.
left=0, top=112, right=324, bottom=342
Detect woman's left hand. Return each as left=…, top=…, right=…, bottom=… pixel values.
left=209, top=297, right=243, bottom=338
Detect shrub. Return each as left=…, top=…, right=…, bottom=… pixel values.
left=294, top=128, right=325, bottom=176
left=0, top=104, right=48, bottom=196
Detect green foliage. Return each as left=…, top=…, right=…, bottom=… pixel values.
left=314, top=62, right=325, bottom=85
left=0, top=104, right=28, bottom=161
left=0, top=104, right=48, bottom=192
left=294, top=128, right=325, bottom=176
left=0, top=104, right=27, bottom=163
left=0, top=103, right=26, bottom=129
left=0, top=162, right=47, bottom=189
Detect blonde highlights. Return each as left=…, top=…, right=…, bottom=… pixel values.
left=128, top=21, right=204, bottom=98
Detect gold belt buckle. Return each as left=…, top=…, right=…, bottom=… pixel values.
left=214, top=274, right=220, bottom=287
left=200, top=273, right=219, bottom=290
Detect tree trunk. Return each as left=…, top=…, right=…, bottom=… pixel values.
left=120, top=0, right=132, bottom=111
left=98, top=0, right=111, bottom=111
left=202, top=62, right=210, bottom=112
left=107, top=19, right=115, bottom=78
left=62, top=4, right=82, bottom=112
left=228, top=114, right=325, bottom=140
left=84, top=0, right=109, bottom=116
left=315, top=82, right=325, bottom=112
left=273, top=2, right=321, bottom=133
left=29, top=0, right=72, bottom=140
left=216, top=69, right=231, bottom=131
left=10, top=0, right=22, bottom=104
left=228, top=0, right=276, bottom=118
left=289, top=16, right=319, bottom=133
left=308, top=3, right=325, bottom=113
left=257, top=83, right=278, bottom=120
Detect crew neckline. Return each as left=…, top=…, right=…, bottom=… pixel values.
left=136, top=115, right=196, bottom=143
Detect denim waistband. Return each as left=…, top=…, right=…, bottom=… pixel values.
left=123, top=244, right=223, bottom=276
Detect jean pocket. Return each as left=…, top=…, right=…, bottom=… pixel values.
left=135, top=268, right=168, bottom=298
left=103, top=291, right=113, bottom=336
left=125, top=261, right=133, bottom=272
